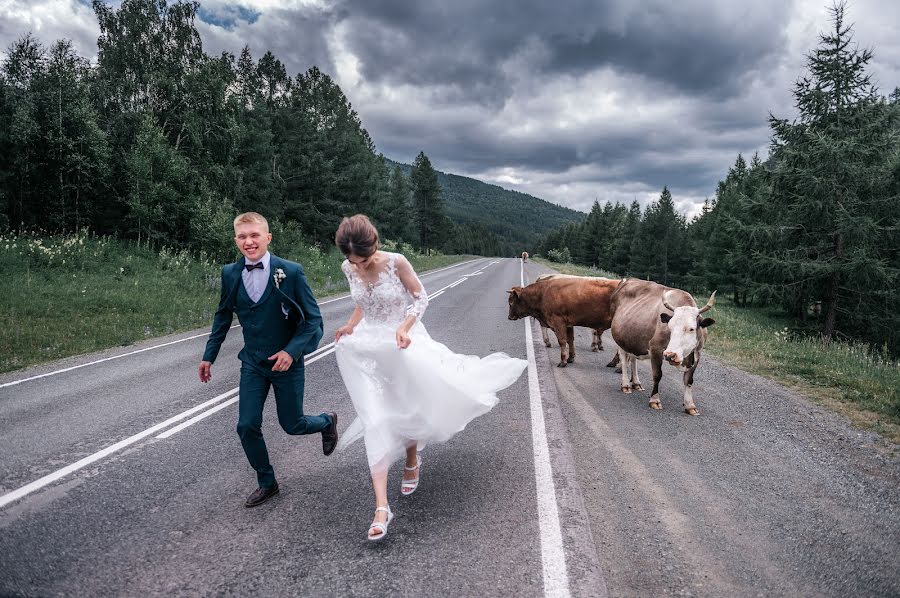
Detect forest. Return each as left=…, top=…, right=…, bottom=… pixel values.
left=0, top=0, right=578, bottom=261
left=537, top=5, right=900, bottom=355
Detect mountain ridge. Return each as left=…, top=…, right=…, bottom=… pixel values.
left=385, top=158, right=585, bottom=253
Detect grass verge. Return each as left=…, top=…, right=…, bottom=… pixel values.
left=0, top=230, right=470, bottom=374
left=533, top=257, right=900, bottom=445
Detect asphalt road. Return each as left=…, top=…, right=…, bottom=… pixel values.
left=0, top=258, right=601, bottom=597
left=524, top=260, right=900, bottom=598
left=2, top=257, right=898, bottom=597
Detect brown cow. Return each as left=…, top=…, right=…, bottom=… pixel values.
left=508, top=276, right=621, bottom=367
left=609, top=279, right=715, bottom=415
left=535, top=273, right=605, bottom=351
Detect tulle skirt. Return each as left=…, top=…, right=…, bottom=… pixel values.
left=334, top=319, right=528, bottom=471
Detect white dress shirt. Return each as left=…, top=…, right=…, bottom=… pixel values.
left=242, top=251, right=271, bottom=303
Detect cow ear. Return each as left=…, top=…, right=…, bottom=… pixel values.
left=699, top=317, right=715, bottom=328
left=507, top=288, right=519, bottom=298
left=660, top=313, right=671, bottom=323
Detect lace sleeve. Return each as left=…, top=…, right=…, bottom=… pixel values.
left=396, top=255, right=428, bottom=320
left=341, top=259, right=355, bottom=288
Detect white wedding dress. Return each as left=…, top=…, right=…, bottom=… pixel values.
left=334, top=252, right=527, bottom=470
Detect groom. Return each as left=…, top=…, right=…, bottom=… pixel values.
left=199, top=212, right=338, bottom=508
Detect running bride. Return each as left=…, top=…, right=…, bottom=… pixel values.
left=332, top=215, right=527, bottom=541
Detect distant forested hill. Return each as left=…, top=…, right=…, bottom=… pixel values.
left=386, top=159, right=584, bottom=253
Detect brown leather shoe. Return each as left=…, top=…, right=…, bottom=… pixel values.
left=244, top=483, right=279, bottom=508
left=322, top=412, right=338, bottom=456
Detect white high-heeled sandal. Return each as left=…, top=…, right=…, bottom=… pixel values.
left=401, top=453, right=422, bottom=496
left=367, top=506, right=394, bottom=542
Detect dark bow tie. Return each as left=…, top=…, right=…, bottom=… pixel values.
left=245, top=262, right=264, bottom=272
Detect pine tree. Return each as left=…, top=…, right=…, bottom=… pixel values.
left=410, top=152, right=447, bottom=249
left=762, top=1, right=899, bottom=342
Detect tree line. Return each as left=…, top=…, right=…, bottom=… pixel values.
left=537, top=3, right=900, bottom=355
left=0, top=0, right=469, bottom=258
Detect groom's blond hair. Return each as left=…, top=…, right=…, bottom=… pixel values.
left=233, top=212, right=269, bottom=232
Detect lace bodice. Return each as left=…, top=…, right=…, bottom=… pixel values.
left=342, top=252, right=428, bottom=326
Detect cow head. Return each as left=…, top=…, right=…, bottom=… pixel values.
left=507, top=287, right=527, bottom=320
left=660, top=291, right=716, bottom=366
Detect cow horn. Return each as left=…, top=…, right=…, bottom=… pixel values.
left=662, top=291, right=676, bottom=312
left=698, top=290, right=717, bottom=314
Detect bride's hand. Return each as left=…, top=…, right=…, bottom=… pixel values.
left=396, top=329, right=412, bottom=349
left=335, top=324, right=355, bottom=342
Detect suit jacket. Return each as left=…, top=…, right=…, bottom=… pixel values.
left=202, top=254, right=324, bottom=366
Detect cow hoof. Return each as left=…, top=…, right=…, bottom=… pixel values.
left=591, top=346, right=599, bottom=352
left=621, top=385, right=632, bottom=394
left=649, top=400, right=662, bottom=410
left=632, top=384, right=645, bottom=391
left=566, top=357, right=575, bottom=363
left=543, top=341, right=551, bottom=348
left=557, top=362, right=567, bottom=368
left=614, top=366, right=622, bottom=374
left=685, top=407, right=700, bottom=416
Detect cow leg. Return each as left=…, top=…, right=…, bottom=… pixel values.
left=566, top=327, right=576, bottom=363
left=605, top=351, right=620, bottom=369
left=619, top=349, right=632, bottom=393
left=591, top=330, right=601, bottom=352
left=683, top=355, right=700, bottom=416
left=540, top=322, right=552, bottom=347
left=630, top=358, right=645, bottom=392
left=649, top=353, right=663, bottom=410
left=552, top=324, right=569, bottom=367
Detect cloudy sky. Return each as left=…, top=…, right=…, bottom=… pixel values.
left=2, top=0, right=899, bottom=217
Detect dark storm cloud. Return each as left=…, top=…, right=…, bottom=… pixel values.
left=337, top=0, right=792, bottom=105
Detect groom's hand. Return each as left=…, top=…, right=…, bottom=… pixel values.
left=268, top=350, right=294, bottom=372
left=198, top=361, right=212, bottom=383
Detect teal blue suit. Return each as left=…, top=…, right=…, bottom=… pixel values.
left=203, top=254, right=329, bottom=488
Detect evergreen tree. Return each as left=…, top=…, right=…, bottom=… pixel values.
left=761, top=2, right=899, bottom=342
left=410, top=152, right=447, bottom=249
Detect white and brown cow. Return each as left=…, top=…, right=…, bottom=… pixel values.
left=534, top=273, right=606, bottom=351
left=609, top=279, right=715, bottom=415
left=508, top=276, right=621, bottom=367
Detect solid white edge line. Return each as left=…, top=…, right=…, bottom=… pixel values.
left=156, top=396, right=240, bottom=439
left=1, top=259, right=487, bottom=389
left=303, top=347, right=336, bottom=366
left=522, top=258, right=571, bottom=598
left=0, top=387, right=240, bottom=509
left=0, top=326, right=241, bottom=390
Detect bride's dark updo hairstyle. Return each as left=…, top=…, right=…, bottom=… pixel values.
left=335, top=214, right=379, bottom=258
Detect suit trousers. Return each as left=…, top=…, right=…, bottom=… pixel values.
left=237, top=359, right=331, bottom=487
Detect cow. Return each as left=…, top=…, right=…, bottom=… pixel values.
left=609, top=278, right=715, bottom=415
left=521, top=251, right=529, bottom=262
left=534, top=273, right=605, bottom=351
left=507, top=276, right=621, bottom=367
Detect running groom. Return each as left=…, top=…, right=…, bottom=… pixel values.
left=199, top=212, right=338, bottom=508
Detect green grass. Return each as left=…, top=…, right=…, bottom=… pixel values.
left=0, top=230, right=470, bottom=374
left=534, top=257, right=900, bottom=444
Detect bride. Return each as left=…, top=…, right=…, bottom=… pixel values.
left=333, top=215, right=527, bottom=541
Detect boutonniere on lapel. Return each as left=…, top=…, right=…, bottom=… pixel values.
left=273, top=268, right=286, bottom=289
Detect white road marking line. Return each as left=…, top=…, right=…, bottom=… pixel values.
left=0, top=259, right=486, bottom=509
left=0, top=326, right=241, bottom=390
left=448, top=278, right=468, bottom=288
left=0, top=259, right=486, bottom=389
left=521, top=258, right=571, bottom=598
left=156, top=397, right=240, bottom=439
left=0, top=387, right=240, bottom=509
left=428, top=291, right=446, bottom=300
left=304, top=347, right=336, bottom=366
